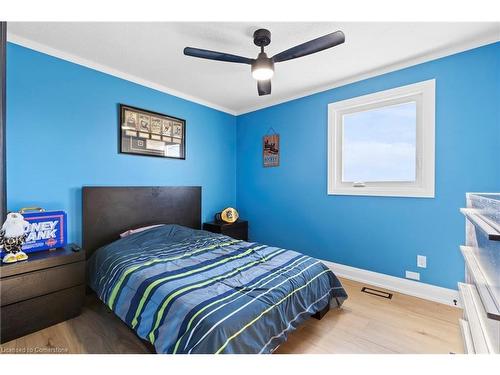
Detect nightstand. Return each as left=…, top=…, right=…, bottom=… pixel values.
left=0, top=244, right=85, bottom=344
left=203, top=220, right=248, bottom=241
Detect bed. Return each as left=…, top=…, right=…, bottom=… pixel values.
left=84, top=186, right=347, bottom=354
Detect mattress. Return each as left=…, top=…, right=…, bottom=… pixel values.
left=87, top=224, right=347, bottom=354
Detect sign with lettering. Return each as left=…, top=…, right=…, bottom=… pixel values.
left=21, top=210, right=67, bottom=253
left=263, top=134, right=280, bottom=167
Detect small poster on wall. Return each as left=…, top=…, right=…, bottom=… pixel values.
left=263, top=133, right=280, bottom=167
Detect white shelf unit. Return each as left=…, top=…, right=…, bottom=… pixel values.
left=459, top=193, right=500, bottom=354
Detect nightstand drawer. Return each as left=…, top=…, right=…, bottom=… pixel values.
left=1, top=284, right=84, bottom=344
left=221, top=226, right=247, bottom=241
left=203, top=220, right=248, bottom=241
left=1, top=261, right=85, bottom=306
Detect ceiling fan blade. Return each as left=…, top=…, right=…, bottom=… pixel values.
left=257, top=80, right=271, bottom=96
left=272, top=30, right=345, bottom=63
left=184, top=47, right=254, bottom=64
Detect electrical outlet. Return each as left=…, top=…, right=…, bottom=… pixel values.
left=417, top=255, right=427, bottom=268
left=405, top=270, right=420, bottom=281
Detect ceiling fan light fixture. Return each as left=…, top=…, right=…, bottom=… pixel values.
left=184, top=28, right=345, bottom=96
left=252, top=67, right=274, bottom=81
left=251, top=52, right=274, bottom=81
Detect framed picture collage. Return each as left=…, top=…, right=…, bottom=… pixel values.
left=119, top=104, right=186, bottom=159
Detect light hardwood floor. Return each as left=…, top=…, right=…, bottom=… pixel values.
left=0, top=278, right=463, bottom=354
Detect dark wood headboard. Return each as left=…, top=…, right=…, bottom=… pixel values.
left=82, top=186, right=201, bottom=259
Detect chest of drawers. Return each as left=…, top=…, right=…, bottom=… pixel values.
left=0, top=245, right=85, bottom=344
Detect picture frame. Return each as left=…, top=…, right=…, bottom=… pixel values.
left=119, top=104, right=186, bottom=160
left=263, top=133, right=280, bottom=167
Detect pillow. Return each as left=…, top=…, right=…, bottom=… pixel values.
left=120, top=224, right=164, bottom=238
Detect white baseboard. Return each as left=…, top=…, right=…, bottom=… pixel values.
left=321, top=259, right=461, bottom=308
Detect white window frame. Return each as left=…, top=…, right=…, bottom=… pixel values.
left=328, top=79, right=435, bottom=198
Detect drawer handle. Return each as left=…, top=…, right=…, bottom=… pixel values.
left=19, top=207, right=45, bottom=214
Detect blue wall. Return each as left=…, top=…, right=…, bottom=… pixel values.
left=7, top=41, right=499, bottom=289
left=236, top=42, right=500, bottom=289
left=7, top=43, right=237, bottom=244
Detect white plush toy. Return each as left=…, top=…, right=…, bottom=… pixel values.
left=0, top=212, right=29, bottom=263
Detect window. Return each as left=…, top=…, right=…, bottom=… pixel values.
left=328, top=80, right=435, bottom=197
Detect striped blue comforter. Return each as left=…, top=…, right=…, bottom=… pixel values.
left=87, top=225, right=347, bottom=354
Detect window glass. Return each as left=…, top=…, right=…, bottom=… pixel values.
left=342, top=101, right=417, bottom=183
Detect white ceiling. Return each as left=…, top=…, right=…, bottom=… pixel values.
left=7, top=22, right=500, bottom=114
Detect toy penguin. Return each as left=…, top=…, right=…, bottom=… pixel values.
left=0, top=212, right=29, bottom=263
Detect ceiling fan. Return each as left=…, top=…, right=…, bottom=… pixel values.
left=184, top=28, right=345, bottom=96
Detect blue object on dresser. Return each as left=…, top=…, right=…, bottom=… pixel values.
left=21, top=209, right=67, bottom=253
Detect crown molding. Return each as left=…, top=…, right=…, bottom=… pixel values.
left=235, top=31, right=500, bottom=115
left=7, top=32, right=237, bottom=116
left=7, top=29, right=500, bottom=116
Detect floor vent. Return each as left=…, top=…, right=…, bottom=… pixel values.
left=361, top=287, right=393, bottom=299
